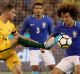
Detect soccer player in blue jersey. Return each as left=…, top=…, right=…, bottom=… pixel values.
left=20, top=2, right=55, bottom=74
left=45, top=3, right=80, bottom=74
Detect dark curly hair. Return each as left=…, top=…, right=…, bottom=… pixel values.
left=57, top=3, right=79, bottom=20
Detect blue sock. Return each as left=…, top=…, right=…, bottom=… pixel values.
left=53, top=34, right=61, bottom=45
left=32, top=71, right=39, bottom=74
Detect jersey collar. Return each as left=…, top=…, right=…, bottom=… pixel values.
left=63, top=21, right=76, bottom=26
left=32, top=14, right=44, bottom=18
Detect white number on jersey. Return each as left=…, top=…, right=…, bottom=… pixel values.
left=36, top=27, right=40, bottom=34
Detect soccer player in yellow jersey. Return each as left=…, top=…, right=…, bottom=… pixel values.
left=0, top=4, right=46, bottom=74
left=0, top=4, right=23, bottom=74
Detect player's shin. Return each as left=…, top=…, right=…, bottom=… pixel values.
left=18, top=36, right=45, bottom=49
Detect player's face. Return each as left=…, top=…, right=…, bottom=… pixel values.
left=61, top=12, right=74, bottom=26
left=33, top=5, right=43, bottom=16
left=7, top=8, right=16, bottom=21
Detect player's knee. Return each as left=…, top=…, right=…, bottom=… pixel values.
left=31, top=65, right=39, bottom=71
left=51, top=67, right=64, bottom=74
left=13, top=64, right=22, bottom=74
left=75, top=65, right=80, bottom=74
left=48, top=64, right=55, bottom=71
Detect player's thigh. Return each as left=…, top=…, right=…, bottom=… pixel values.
left=74, top=65, right=80, bottom=74
left=73, top=56, right=80, bottom=74
left=5, top=53, right=21, bottom=70
left=41, top=50, right=55, bottom=65
left=56, top=57, right=73, bottom=73
left=29, top=50, right=40, bottom=66
left=51, top=67, right=64, bottom=74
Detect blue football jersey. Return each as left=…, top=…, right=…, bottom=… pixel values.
left=20, top=15, right=53, bottom=43
left=53, top=21, right=80, bottom=57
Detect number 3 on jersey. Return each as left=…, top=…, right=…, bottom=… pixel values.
left=36, top=27, right=40, bottom=34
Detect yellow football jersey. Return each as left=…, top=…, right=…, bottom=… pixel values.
left=0, top=18, right=16, bottom=51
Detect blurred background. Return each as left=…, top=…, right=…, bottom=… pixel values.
left=0, top=0, right=80, bottom=74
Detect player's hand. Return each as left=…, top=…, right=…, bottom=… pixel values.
left=44, top=37, right=54, bottom=48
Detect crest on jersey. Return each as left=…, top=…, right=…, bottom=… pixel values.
left=42, top=22, right=46, bottom=28
left=73, top=31, right=77, bottom=38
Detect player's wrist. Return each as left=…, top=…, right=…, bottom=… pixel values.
left=10, top=36, right=18, bottom=47
left=44, top=37, right=54, bottom=48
